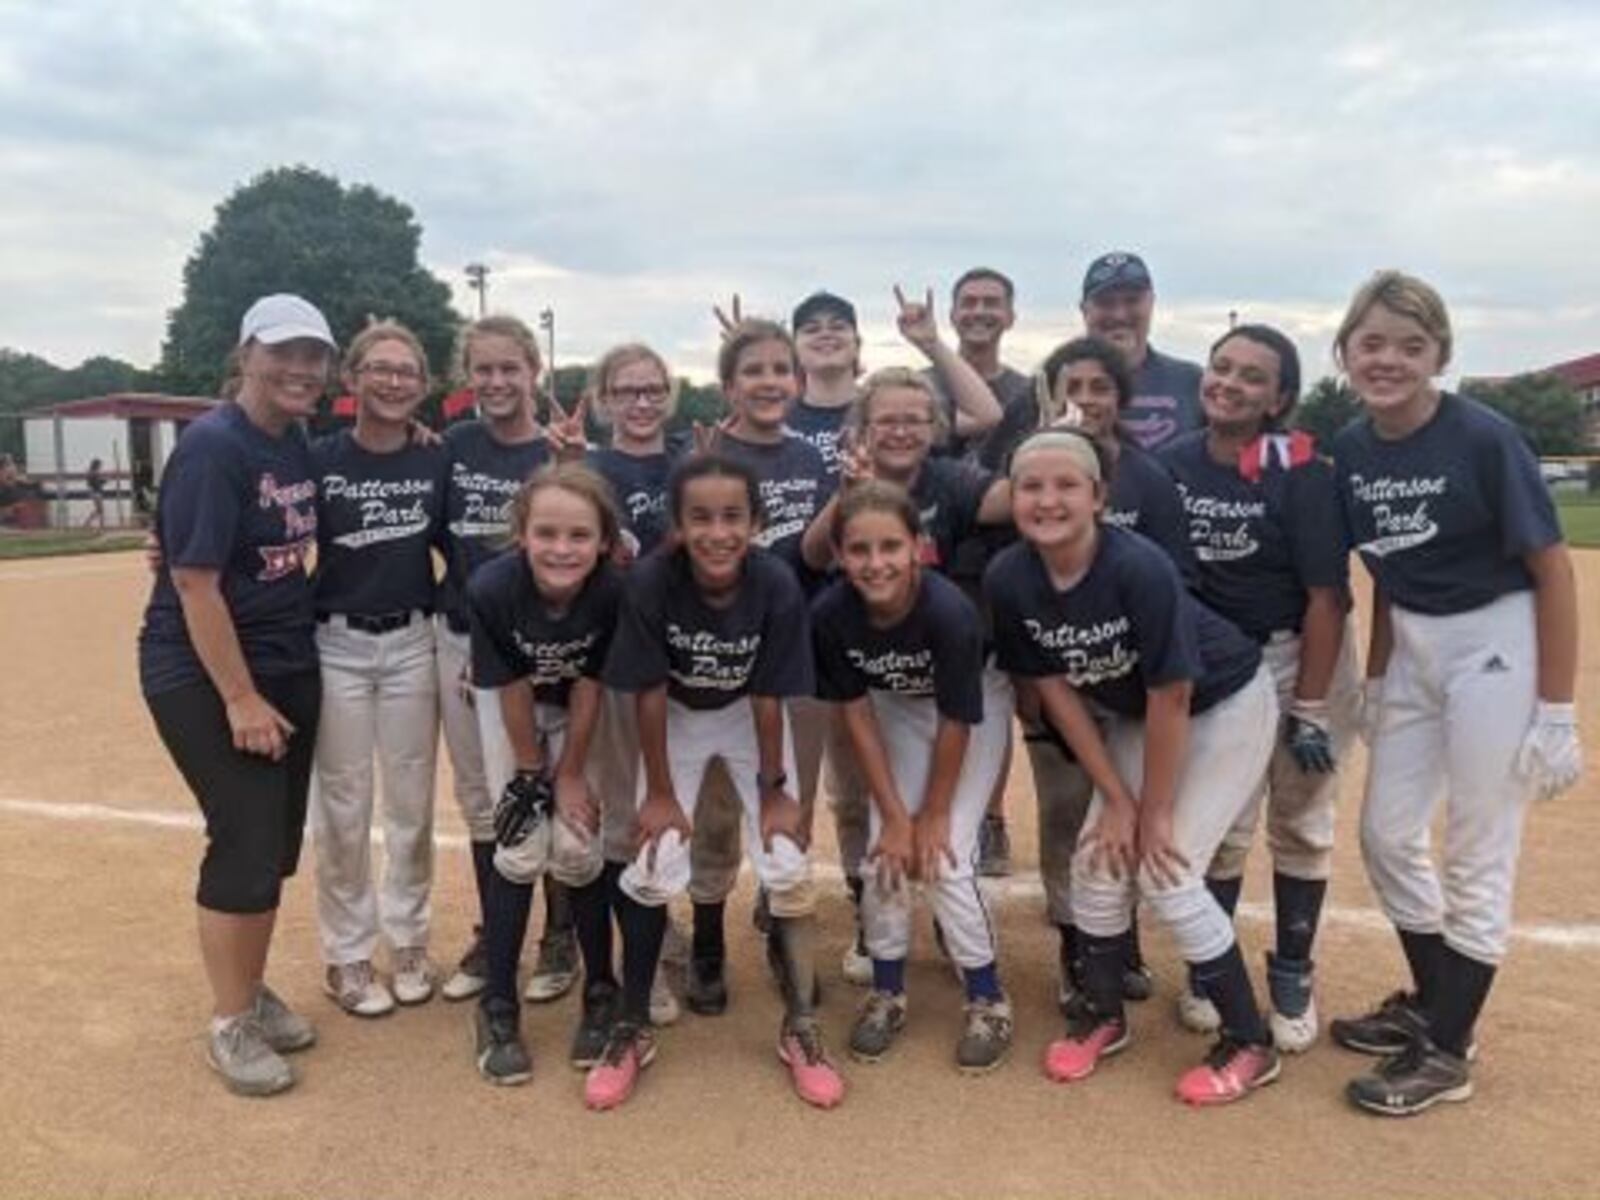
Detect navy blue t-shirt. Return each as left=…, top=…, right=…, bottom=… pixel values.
left=909, top=457, right=998, bottom=573
left=812, top=571, right=984, bottom=724
left=588, top=446, right=673, bottom=558
left=467, top=551, right=621, bottom=708
left=719, top=432, right=835, bottom=579
left=985, top=526, right=1260, bottom=718
left=786, top=401, right=852, bottom=479
left=1162, top=431, right=1348, bottom=641
left=1332, top=392, right=1560, bottom=616
left=311, top=432, right=448, bottom=616
left=1104, top=440, right=1199, bottom=584
left=923, top=363, right=1034, bottom=464
left=604, top=546, right=814, bottom=710
left=138, top=403, right=318, bottom=696
left=1121, top=346, right=1203, bottom=452
left=439, top=421, right=551, bottom=624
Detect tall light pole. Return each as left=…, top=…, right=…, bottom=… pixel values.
left=538, top=307, right=556, bottom=411
left=464, top=262, right=490, bottom=317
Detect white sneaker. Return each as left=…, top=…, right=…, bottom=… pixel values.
left=392, top=947, right=436, bottom=1006
left=442, top=930, right=488, bottom=1002
left=324, top=961, right=396, bottom=1018
left=524, top=930, right=579, bottom=1004
left=208, top=1014, right=294, bottom=1097
left=650, top=966, right=681, bottom=1026
left=1176, top=988, right=1221, bottom=1035
left=1270, top=995, right=1320, bottom=1054
left=841, top=935, right=872, bottom=988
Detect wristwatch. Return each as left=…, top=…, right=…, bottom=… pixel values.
left=757, top=769, right=788, bottom=791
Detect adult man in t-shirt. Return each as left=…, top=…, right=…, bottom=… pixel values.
left=1080, top=252, right=1202, bottom=452
left=927, top=267, right=1034, bottom=468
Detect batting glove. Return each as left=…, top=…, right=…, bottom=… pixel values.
left=495, top=768, right=553, bottom=848
left=1356, top=678, right=1385, bottom=746
left=1515, top=702, right=1583, bottom=801
left=1285, top=697, right=1336, bottom=774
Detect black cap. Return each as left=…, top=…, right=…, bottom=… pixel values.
left=1082, top=252, right=1153, bottom=301
left=792, top=290, right=857, bottom=331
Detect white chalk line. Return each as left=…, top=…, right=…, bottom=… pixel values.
left=5, top=795, right=1598, bottom=951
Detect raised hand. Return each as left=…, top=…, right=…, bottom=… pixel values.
left=712, top=293, right=745, bottom=341
left=692, top=414, right=735, bottom=456
left=544, top=393, right=591, bottom=461
left=839, top=425, right=877, bottom=488
left=893, top=284, right=940, bottom=355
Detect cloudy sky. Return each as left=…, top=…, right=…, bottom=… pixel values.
left=2, top=0, right=1597, bottom=384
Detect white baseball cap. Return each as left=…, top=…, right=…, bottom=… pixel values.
left=239, top=294, right=336, bottom=348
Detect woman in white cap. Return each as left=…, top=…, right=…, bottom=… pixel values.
left=138, top=294, right=334, bottom=1096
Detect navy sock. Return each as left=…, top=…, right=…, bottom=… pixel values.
left=872, top=957, right=907, bottom=995
left=1057, top=923, right=1082, bottom=989
left=483, top=868, right=532, bottom=1005
left=569, top=872, right=616, bottom=995
left=1124, top=909, right=1147, bottom=968
left=542, top=877, right=573, bottom=938
left=1081, top=932, right=1126, bottom=1024
left=1190, top=942, right=1268, bottom=1045
left=614, top=889, right=668, bottom=1025
left=692, top=900, right=726, bottom=967
left=1206, top=876, right=1244, bottom=919
left=963, top=962, right=1003, bottom=1003
left=470, top=840, right=496, bottom=923
left=1273, top=873, right=1327, bottom=963
left=1398, top=928, right=1445, bottom=1007
left=1426, top=945, right=1495, bottom=1058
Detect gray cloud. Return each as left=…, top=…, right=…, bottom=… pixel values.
left=1, top=0, right=1596, bottom=383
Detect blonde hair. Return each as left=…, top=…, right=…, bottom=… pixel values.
left=843, top=366, right=949, bottom=444
left=456, top=313, right=543, bottom=385
left=587, top=342, right=679, bottom=425
left=343, top=318, right=429, bottom=384
left=1334, top=271, right=1453, bottom=371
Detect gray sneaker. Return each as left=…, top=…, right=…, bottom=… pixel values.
left=442, top=930, right=488, bottom=1002
left=1331, top=990, right=1426, bottom=1056
left=1347, top=1037, right=1472, bottom=1116
left=524, top=929, right=579, bottom=1003
left=253, top=985, right=316, bottom=1053
left=977, top=814, right=1012, bottom=878
left=207, top=1014, right=294, bottom=1097
left=849, top=990, right=908, bottom=1063
left=475, top=998, right=533, bottom=1086
left=957, top=995, right=1014, bottom=1074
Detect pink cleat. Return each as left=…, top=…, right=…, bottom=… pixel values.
left=777, top=1017, right=846, bottom=1109
left=1043, top=1008, right=1130, bottom=1083
left=584, top=1022, right=656, bottom=1111
left=1176, top=1038, right=1281, bottom=1106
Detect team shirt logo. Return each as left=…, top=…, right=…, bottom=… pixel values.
left=1347, top=472, right=1445, bottom=557
left=1021, top=615, right=1138, bottom=685
left=752, top=477, right=823, bottom=549
left=511, top=629, right=602, bottom=690
left=665, top=623, right=762, bottom=692
left=449, top=463, right=521, bottom=540
left=322, top=473, right=435, bottom=549
left=1175, top=485, right=1265, bottom=562
left=844, top=646, right=934, bottom=695
left=255, top=472, right=317, bottom=581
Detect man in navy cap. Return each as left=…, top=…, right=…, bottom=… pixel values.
left=1080, top=252, right=1202, bottom=451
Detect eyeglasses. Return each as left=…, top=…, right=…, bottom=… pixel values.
left=608, top=384, right=670, bottom=405
left=358, top=363, right=425, bottom=383
left=869, top=415, right=934, bottom=431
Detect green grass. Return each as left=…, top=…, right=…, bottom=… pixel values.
left=1556, top=493, right=1600, bottom=549
left=0, top=529, right=147, bottom=561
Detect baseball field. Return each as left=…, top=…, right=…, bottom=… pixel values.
left=2, top=550, right=1597, bottom=1199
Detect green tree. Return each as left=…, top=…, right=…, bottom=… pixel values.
left=0, top=350, right=154, bottom=459
left=159, top=166, right=462, bottom=395
left=1293, top=376, right=1363, bottom=446
left=1461, top=373, right=1585, bottom=456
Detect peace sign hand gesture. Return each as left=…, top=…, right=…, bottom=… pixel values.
left=712, top=293, right=745, bottom=341
left=692, top=413, right=736, bottom=456
left=839, top=425, right=876, bottom=489
left=544, top=393, right=591, bottom=462
left=894, top=284, right=941, bottom=355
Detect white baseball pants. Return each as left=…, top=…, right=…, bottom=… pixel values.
left=1209, top=623, right=1361, bottom=881
left=434, top=619, right=493, bottom=841
left=859, top=668, right=1013, bottom=970
left=310, top=615, right=439, bottom=965
left=1360, top=591, right=1538, bottom=965
left=1072, top=664, right=1278, bottom=964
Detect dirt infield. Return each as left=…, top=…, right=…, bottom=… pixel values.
left=3, top=551, right=1598, bottom=1198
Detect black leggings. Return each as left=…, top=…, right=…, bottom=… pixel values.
left=147, top=672, right=321, bottom=914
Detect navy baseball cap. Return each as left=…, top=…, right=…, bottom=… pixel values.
left=1082, top=253, right=1153, bottom=301
left=792, top=290, right=857, bottom=330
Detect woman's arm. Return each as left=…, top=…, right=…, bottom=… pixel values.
left=171, top=567, right=292, bottom=760
left=498, top=680, right=545, bottom=773
left=752, top=694, right=804, bottom=851
left=1527, top=543, right=1577, bottom=703
left=975, top=477, right=1012, bottom=526
left=553, top=676, right=603, bottom=832
left=1292, top=586, right=1345, bottom=702
left=894, top=285, right=1001, bottom=437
